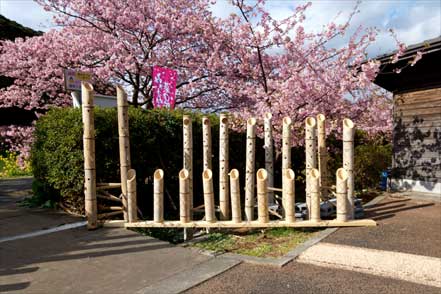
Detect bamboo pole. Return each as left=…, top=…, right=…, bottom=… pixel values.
left=283, top=168, right=295, bottom=223
left=127, top=169, right=137, bottom=222
left=183, top=115, right=193, bottom=220
left=245, top=117, right=257, bottom=221
left=309, top=168, right=321, bottom=222
left=202, top=169, right=216, bottom=223
left=264, top=113, right=274, bottom=205
left=282, top=116, right=292, bottom=213
left=179, top=169, right=190, bottom=223
left=336, top=168, right=348, bottom=222
left=153, top=169, right=164, bottom=223
left=117, top=85, right=130, bottom=221
left=82, top=82, right=97, bottom=230
left=343, top=118, right=355, bottom=220
left=257, top=169, right=269, bottom=223
left=305, top=117, right=317, bottom=219
left=229, top=169, right=242, bottom=223
left=202, top=117, right=212, bottom=170
left=219, top=114, right=229, bottom=220
left=317, top=114, right=329, bottom=201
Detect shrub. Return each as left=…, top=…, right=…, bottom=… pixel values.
left=31, top=107, right=390, bottom=217
left=354, top=144, right=392, bottom=190
left=31, top=107, right=266, bottom=217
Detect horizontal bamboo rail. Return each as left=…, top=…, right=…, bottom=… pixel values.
left=96, top=183, right=122, bottom=190
left=125, top=219, right=376, bottom=228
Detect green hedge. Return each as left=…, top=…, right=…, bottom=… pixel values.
left=31, top=107, right=391, bottom=218
left=31, top=107, right=268, bottom=218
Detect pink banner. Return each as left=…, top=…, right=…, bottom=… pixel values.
left=152, top=66, right=177, bottom=109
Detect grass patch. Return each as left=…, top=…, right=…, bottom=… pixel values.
left=192, top=227, right=322, bottom=258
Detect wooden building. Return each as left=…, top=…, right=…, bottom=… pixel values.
left=374, top=36, right=441, bottom=195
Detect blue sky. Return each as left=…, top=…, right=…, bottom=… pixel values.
left=1, top=0, right=440, bottom=56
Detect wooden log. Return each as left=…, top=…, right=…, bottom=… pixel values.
left=82, top=82, right=97, bottom=230
left=343, top=118, right=355, bottom=220
left=202, top=169, right=216, bottom=223
left=179, top=169, right=190, bottom=223
left=153, top=169, right=164, bottom=223
left=305, top=117, right=317, bottom=219
left=202, top=117, right=212, bottom=170
left=336, top=168, right=348, bottom=222
left=229, top=169, right=242, bottom=223
left=183, top=115, right=193, bottom=220
left=117, top=85, right=130, bottom=221
left=257, top=169, right=269, bottom=223
left=283, top=168, right=295, bottom=223
left=309, top=168, right=321, bottom=222
left=268, top=187, right=283, bottom=192
left=97, top=193, right=122, bottom=203
left=98, top=205, right=123, bottom=211
left=219, top=114, right=229, bottom=220
left=245, top=117, right=257, bottom=221
left=127, top=169, right=137, bottom=222
left=317, top=114, right=329, bottom=201
left=125, top=219, right=377, bottom=228
left=264, top=113, right=274, bottom=205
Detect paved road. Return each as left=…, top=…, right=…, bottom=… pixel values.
left=186, top=196, right=441, bottom=294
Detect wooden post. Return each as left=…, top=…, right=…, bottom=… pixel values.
left=153, top=169, right=164, bottom=223
left=305, top=117, right=317, bottom=219
left=309, top=168, right=320, bottom=222
left=282, top=116, right=292, bottom=212
left=117, top=85, right=130, bottom=221
left=245, top=117, right=257, bottom=221
left=343, top=118, right=355, bottom=220
left=202, top=117, right=212, bottom=170
left=283, top=168, right=295, bottom=223
left=82, top=82, right=97, bottom=229
left=257, top=169, right=269, bottom=223
left=219, top=114, right=229, bottom=220
left=336, top=168, right=348, bottom=222
left=264, top=113, right=274, bottom=205
left=179, top=169, right=190, bottom=223
left=183, top=115, right=193, bottom=220
left=317, top=114, right=328, bottom=201
left=127, top=169, right=137, bottom=222
left=229, top=169, right=242, bottom=223
left=202, top=169, right=216, bottom=223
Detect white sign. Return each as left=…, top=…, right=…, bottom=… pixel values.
left=64, top=69, right=92, bottom=91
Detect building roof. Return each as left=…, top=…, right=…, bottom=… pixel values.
left=373, top=36, right=441, bottom=93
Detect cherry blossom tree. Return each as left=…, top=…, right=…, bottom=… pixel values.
left=0, top=0, right=420, bottom=160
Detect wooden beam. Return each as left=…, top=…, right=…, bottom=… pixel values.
left=125, top=219, right=377, bottom=228
left=97, top=183, right=122, bottom=190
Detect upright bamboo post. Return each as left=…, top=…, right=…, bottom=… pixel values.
left=202, top=117, right=212, bottom=170
left=153, top=169, right=164, bottom=223
left=183, top=115, right=193, bottom=220
left=256, top=169, right=269, bottom=223
left=264, top=113, right=274, bottom=205
left=202, top=169, right=216, bottom=223
left=317, top=114, right=328, bottom=200
left=305, top=117, right=317, bottom=219
left=179, top=169, right=190, bottom=223
left=309, top=168, right=321, bottom=222
left=282, top=116, right=292, bottom=212
left=127, top=169, right=137, bottom=222
left=245, top=117, right=257, bottom=221
left=343, top=118, right=355, bottom=220
left=117, top=85, right=130, bottom=221
left=82, top=82, right=97, bottom=229
left=336, top=168, right=348, bottom=222
left=219, top=114, right=229, bottom=220
left=283, top=168, right=295, bottom=223
left=229, top=169, right=242, bottom=223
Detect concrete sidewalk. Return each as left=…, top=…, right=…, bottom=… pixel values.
left=0, top=178, right=238, bottom=294
left=186, top=195, right=441, bottom=293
